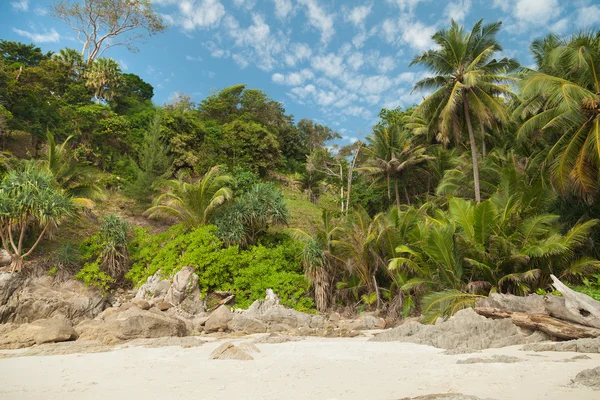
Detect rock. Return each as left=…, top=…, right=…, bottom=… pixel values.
left=238, top=342, right=260, bottom=353
left=0, top=272, right=24, bottom=305
left=0, top=318, right=77, bottom=349
left=164, top=267, right=205, bottom=314
left=228, top=314, right=267, bottom=333
left=0, top=276, right=107, bottom=325
left=204, top=305, right=233, bottom=333
left=243, top=299, right=311, bottom=330
left=456, top=355, right=522, bottom=364
left=209, top=342, right=253, bottom=360
left=370, top=308, right=549, bottom=353
left=32, top=318, right=78, bottom=345
left=338, top=314, right=386, bottom=331
left=265, top=288, right=279, bottom=302
left=329, top=312, right=341, bottom=322
left=76, top=307, right=187, bottom=345
left=155, top=301, right=171, bottom=311
left=0, top=250, right=12, bottom=266
left=132, top=299, right=150, bottom=310
left=253, top=333, right=302, bottom=344
left=522, top=338, right=600, bottom=353
left=399, top=395, right=493, bottom=400
left=571, top=367, right=600, bottom=390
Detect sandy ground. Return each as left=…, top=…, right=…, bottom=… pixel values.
left=0, top=337, right=598, bottom=400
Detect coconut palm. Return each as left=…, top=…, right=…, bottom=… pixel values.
left=145, top=165, right=233, bottom=229
left=515, top=32, right=600, bottom=202
left=410, top=19, right=518, bottom=203
left=85, top=57, right=122, bottom=103
left=0, top=162, right=76, bottom=271
left=52, top=48, right=84, bottom=79
left=287, top=209, right=341, bottom=312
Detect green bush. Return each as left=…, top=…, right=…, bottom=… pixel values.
left=127, top=224, right=313, bottom=310
left=75, top=260, right=115, bottom=293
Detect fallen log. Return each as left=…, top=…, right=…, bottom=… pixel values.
left=475, top=307, right=600, bottom=340
left=550, top=275, right=600, bottom=329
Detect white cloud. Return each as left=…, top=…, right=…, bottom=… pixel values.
left=224, top=14, right=289, bottom=71
left=160, top=0, right=225, bottom=31
left=205, top=41, right=230, bottom=58
left=185, top=55, right=203, bottom=61
left=298, top=0, right=335, bottom=44
left=13, top=27, right=60, bottom=43
left=347, top=52, right=364, bottom=71
left=272, top=69, right=314, bottom=85
left=577, top=5, right=600, bottom=27
left=272, top=0, right=293, bottom=19
left=33, top=7, right=47, bottom=16
left=311, top=53, right=345, bottom=78
left=360, top=75, right=394, bottom=95
left=378, top=56, right=396, bottom=74
left=444, top=0, right=472, bottom=23
left=399, top=17, right=437, bottom=51
left=550, top=18, right=569, bottom=33
left=344, top=5, right=372, bottom=27
left=233, top=0, right=255, bottom=10
left=514, top=0, right=560, bottom=25
left=118, top=59, right=129, bottom=70
left=385, top=0, right=426, bottom=13
left=232, top=53, right=249, bottom=68
left=11, top=0, right=28, bottom=12
left=283, top=43, right=312, bottom=67
left=381, top=18, right=399, bottom=43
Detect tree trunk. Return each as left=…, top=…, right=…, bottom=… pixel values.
left=386, top=172, right=391, bottom=201
left=463, top=95, right=481, bottom=203
left=345, top=143, right=361, bottom=217
left=479, top=120, right=487, bottom=159
left=10, top=254, right=23, bottom=273
left=550, top=275, right=600, bottom=329
left=475, top=307, right=600, bottom=340
left=394, top=179, right=401, bottom=212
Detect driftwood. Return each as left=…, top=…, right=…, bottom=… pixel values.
left=475, top=307, right=600, bottom=339
left=474, top=275, right=600, bottom=340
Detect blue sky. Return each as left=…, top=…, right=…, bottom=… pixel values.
left=1, top=0, right=599, bottom=144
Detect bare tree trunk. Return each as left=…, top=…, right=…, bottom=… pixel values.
left=463, top=95, right=481, bottom=203
left=479, top=120, right=486, bottom=159
left=386, top=172, right=391, bottom=201
left=394, top=179, right=401, bottom=212
left=345, top=143, right=362, bottom=217
left=339, top=164, right=344, bottom=213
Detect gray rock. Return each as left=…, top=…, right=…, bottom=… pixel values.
left=135, top=272, right=171, bottom=300
left=228, top=314, right=267, bottom=333
left=522, top=338, right=600, bottom=353
left=204, top=305, right=232, bottom=332
left=338, top=314, right=386, bottom=330
left=456, top=355, right=522, bottom=364
left=135, top=268, right=205, bottom=315
left=0, top=318, right=77, bottom=349
left=0, top=272, right=24, bottom=305
left=571, top=367, right=600, bottom=390
left=209, top=342, right=253, bottom=360
left=253, top=333, right=302, bottom=344
left=238, top=342, right=260, bottom=353
left=370, top=308, right=549, bottom=353
left=76, top=306, right=187, bottom=345
left=0, top=276, right=107, bottom=325
left=0, top=250, right=12, bottom=267
left=132, top=299, right=151, bottom=310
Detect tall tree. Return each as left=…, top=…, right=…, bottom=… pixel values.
left=51, top=0, right=167, bottom=64
left=515, top=32, right=600, bottom=202
left=410, top=19, right=518, bottom=203
left=85, top=58, right=122, bottom=103
left=0, top=40, right=52, bottom=67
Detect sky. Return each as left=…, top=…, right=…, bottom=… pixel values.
left=1, top=0, right=599, bottom=144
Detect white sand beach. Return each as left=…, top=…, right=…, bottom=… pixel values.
left=0, top=337, right=598, bottom=400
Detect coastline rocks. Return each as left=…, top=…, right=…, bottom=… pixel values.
left=0, top=275, right=107, bottom=325
left=228, top=314, right=267, bottom=333
left=0, top=317, right=77, bottom=349
left=209, top=342, right=254, bottom=360
left=337, top=313, right=386, bottom=331
left=76, top=306, right=187, bottom=345
left=135, top=268, right=205, bottom=315
left=370, top=308, right=548, bottom=353
left=205, top=305, right=233, bottom=332
left=522, top=338, right=600, bottom=353
left=571, top=367, right=600, bottom=390
left=0, top=250, right=12, bottom=266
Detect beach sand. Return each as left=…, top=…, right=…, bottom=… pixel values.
left=0, top=337, right=597, bottom=400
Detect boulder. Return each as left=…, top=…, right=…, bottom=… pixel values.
left=228, top=314, right=267, bottom=333
left=243, top=298, right=311, bottom=329
left=571, top=367, right=600, bottom=390
left=209, top=342, right=253, bottom=360
left=456, top=355, right=522, bottom=364
left=204, top=305, right=232, bottom=332
left=338, top=314, right=386, bottom=331
left=134, top=272, right=171, bottom=301
left=370, top=308, right=549, bottom=353
left=522, top=338, right=600, bottom=353
left=0, top=276, right=107, bottom=324
left=136, top=268, right=205, bottom=315
left=155, top=301, right=171, bottom=311
left=0, top=250, right=12, bottom=267
left=0, top=318, right=77, bottom=349
left=132, top=299, right=151, bottom=310
left=76, top=306, right=187, bottom=345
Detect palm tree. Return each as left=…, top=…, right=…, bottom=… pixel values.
left=85, top=58, right=122, bottom=103
left=515, top=32, right=600, bottom=202
left=288, top=209, right=340, bottom=312
left=410, top=19, right=518, bottom=203
left=52, top=48, right=84, bottom=79
left=145, top=165, right=233, bottom=229
left=0, top=162, right=76, bottom=271
left=44, top=132, right=101, bottom=207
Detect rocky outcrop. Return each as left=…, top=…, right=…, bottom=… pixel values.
left=205, top=305, right=232, bottom=332
left=0, top=317, right=77, bottom=349
left=571, top=367, right=600, bottom=390
left=0, top=250, right=11, bottom=266
left=456, top=355, right=522, bottom=364
left=228, top=314, right=267, bottom=333
left=337, top=313, right=386, bottom=331
left=0, top=274, right=107, bottom=324
left=76, top=306, right=188, bottom=345
left=135, top=267, right=205, bottom=314
left=370, top=308, right=549, bottom=353
left=209, top=342, right=254, bottom=360
left=522, top=338, right=600, bottom=353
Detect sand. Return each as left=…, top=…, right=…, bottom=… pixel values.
left=0, top=337, right=598, bottom=400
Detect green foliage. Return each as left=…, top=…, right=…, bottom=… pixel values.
left=75, top=260, right=115, bottom=293
left=127, top=224, right=312, bottom=310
